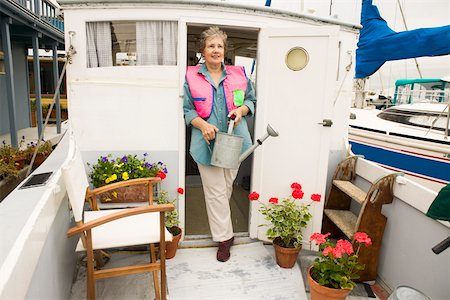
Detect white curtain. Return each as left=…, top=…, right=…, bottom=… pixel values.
left=86, top=22, right=113, bottom=68
left=136, top=21, right=177, bottom=65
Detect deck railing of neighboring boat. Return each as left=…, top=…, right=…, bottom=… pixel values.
left=10, top=0, right=64, bottom=32
left=394, top=89, right=450, bottom=105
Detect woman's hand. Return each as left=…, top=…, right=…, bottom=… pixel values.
left=228, top=106, right=249, bottom=126
left=192, top=117, right=219, bottom=144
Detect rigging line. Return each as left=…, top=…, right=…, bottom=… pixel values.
left=396, top=0, right=422, bottom=79
left=333, top=51, right=352, bottom=107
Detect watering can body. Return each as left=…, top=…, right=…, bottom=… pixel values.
left=211, top=120, right=278, bottom=169
left=211, top=132, right=244, bottom=169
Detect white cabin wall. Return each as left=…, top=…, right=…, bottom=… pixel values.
left=326, top=29, right=357, bottom=191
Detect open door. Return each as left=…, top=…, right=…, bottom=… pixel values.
left=250, top=26, right=339, bottom=248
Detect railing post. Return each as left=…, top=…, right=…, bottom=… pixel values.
left=0, top=16, right=19, bottom=148
left=34, top=0, right=40, bottom=16
left=32, top=32, right=44, bottom=139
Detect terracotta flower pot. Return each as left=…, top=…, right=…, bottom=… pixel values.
left=13, top=155, right=27, bottom=170
left=273, top=237, right=301, bottom=268
left=307, top=267, right=352, bottom=300
left=32, top=154, right=47, bottom=168
left=166, top=227, right=182, bottom=259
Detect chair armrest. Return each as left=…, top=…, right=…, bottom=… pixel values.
left=67, top=203, right=175, bottom=237
left=88, top=177, right=161, bottom=197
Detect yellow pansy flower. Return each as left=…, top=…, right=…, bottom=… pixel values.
left=122, top=172, right=129, bottom=180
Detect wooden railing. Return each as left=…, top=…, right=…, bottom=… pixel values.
left=11, top=0, right=64, bottom=31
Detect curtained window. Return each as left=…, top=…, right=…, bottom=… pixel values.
left=86, top=21, right=177, bottom=68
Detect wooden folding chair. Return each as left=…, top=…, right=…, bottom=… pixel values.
left=62, top=145, right=174, bottom=300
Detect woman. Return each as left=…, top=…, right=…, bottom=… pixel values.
left=183, top=26, right=256, bottom=262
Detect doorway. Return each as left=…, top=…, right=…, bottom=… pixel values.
left=184, top=24, right=259, bottom=237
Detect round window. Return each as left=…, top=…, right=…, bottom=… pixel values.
left=285, top=47, right=309, bottom=71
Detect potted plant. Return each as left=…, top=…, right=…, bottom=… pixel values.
left=308, top=231, right=372, bottom=300
left=26, top=140, right=53, bottom=168
left=87, top=153, right=167, bottom=203
left=248, top=182, right=321, bottom=268
left=154, top=189, right=183, bottom=259
left=0, top=138, right=28, bottom=171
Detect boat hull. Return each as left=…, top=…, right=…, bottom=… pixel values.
left=349, top=135, right=450, bottom=192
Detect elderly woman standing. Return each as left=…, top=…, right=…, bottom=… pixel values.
left=183, top=26, right=256, bottom=262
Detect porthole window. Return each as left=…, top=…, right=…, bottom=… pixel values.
left=285, top=47, right=308, bottom=71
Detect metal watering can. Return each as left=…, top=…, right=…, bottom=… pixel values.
left=211, top=117, right=279, bottom=169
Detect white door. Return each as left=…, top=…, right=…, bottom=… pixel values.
left=250, top=26, right=339, bottom=248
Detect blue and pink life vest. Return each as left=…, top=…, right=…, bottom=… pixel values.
left=186, top=65, right=247, bottom=119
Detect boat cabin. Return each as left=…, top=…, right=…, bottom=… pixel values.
left=60, top=0, right=359, bottom=243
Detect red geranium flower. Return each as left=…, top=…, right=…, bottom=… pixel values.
left=354, top=232, right=372, bottom=246
left=156, top=170, right=166, bottom=180
left=248, top=192, right=260, bottom=201
left=290, top=182, right=302, bottom=190
left=310, top=194, right=321, bottom=202
left=310, top=232, right=330, bottom=245
left=291, top=189, right=304, bottom=199
left=268, top=197, right=278, bottom=204
left=177, top=187, right=184, bottom=195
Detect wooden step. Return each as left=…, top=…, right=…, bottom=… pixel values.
left=324, top=209, right=357, bottom=238
left=333, top=180, right=366, bottom=205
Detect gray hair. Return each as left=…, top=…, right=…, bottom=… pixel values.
left=199, top=26, right=228, bottom=53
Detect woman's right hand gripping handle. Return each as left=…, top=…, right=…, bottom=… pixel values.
left=191, top=117, right=219, bottom=145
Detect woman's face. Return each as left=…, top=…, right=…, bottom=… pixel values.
left=202, top=35, right=225, bottom=66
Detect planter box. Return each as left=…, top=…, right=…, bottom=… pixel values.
left=0, top=168, right=28, bottom=202
left=99, top=183, right=160, bottom=203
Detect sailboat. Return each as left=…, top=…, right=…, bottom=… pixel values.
left=0, top=0, right=448, bottom=299
left=349, top=0, right=450, bottom=192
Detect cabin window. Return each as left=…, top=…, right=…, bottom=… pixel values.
left=285, top=47, right=308, bottom=71
left=86, top=21, right=177, bottom=68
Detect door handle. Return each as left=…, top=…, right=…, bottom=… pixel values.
left=318, top=119, right=333, bottom=127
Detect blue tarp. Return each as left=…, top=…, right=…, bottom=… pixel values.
left=355, top=0, right=450, bottom=78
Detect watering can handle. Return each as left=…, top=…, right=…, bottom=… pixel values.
left=227, top=115, right=236, bottom=135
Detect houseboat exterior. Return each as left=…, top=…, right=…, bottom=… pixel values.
left=0, top=1, right=449, bottom=299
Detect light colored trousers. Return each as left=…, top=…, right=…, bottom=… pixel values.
left=197, top=164, right=238, bottom=242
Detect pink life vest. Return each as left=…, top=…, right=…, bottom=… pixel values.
left=186, top=65, right=248, bottom=119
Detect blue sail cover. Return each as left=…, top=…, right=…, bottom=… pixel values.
left=355, top=0, right=450, bottom=78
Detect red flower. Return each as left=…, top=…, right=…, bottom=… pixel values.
left=292, top=189, right=304, bottom=199
left=310, top=194, right=321, bottom=202
left=336, top=239, right=354, bottom=255
left=322, top=246, right=333, bottom=257
left=177, top=187, right=184, bottom=195
left=291, top=182, right=302, bottom=190
left=248, top=192, right=260, bottom=201
left=268, top=197, right=278, bottom=204
left=310, top=232, right=330, bottom=245
left=332, top=247, right=343, bottom=258
left=354, top=232, right=372, bottom=246
left=156, top=170, right=166, bottom=180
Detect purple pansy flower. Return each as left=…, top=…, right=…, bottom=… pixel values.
left=121, top=156, right=128, bottom=163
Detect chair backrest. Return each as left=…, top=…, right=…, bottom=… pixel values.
left=62, top=139, right=90, bottom=222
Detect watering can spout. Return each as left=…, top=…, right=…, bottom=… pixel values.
left=238, top=124, right=279, bottom=163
